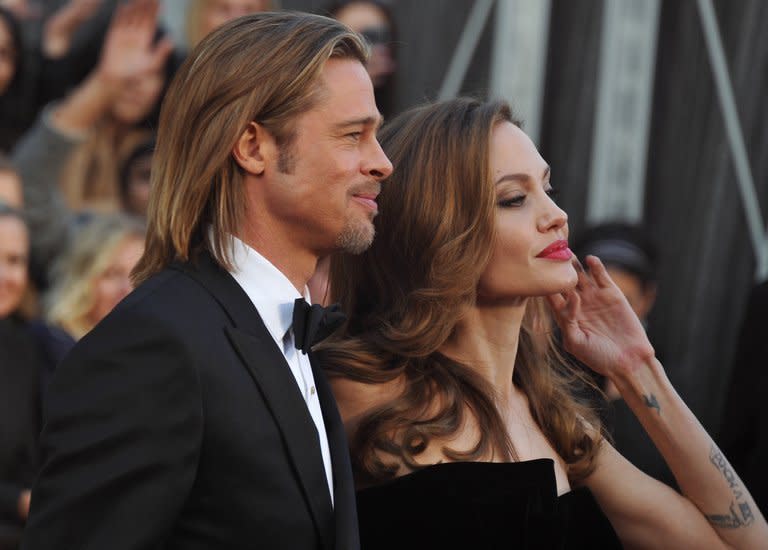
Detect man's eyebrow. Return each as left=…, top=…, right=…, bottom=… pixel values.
left=495, top=166, right=551, bottom=185
left=333, top=115, right=384, bottom=131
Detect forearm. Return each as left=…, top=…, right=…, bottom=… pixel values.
left=50, top=72, right=115, bottom=134
left=611, top=358, right=768, bottom=548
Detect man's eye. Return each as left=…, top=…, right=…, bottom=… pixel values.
left=346, top=132, right=362, bottom=141
left=498, top=195, right=525, bottom=208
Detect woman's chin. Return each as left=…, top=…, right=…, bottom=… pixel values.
left=551, top=268, right=579, bottom=294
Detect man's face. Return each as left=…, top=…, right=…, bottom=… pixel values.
left=260, top=58, right=393, bottom=256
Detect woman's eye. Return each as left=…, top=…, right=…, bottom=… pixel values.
left=545, top=187, right=560, bottom=201
left=498, top=195, right=525, bottom=208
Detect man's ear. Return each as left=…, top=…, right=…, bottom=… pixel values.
left=232, top=121, right=275, bottom=175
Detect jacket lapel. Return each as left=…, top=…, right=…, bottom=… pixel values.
left=172, top=254, right=335, bottom=549
left=226, top=327, right=335, bottom=550
left=310, top=352, right=360, bottom=550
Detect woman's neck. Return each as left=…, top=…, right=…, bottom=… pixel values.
left=441, top=297, right=528, bottom=401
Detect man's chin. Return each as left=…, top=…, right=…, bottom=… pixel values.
left=335, top=220, right=375, bottom=254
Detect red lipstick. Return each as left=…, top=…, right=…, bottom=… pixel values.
left=536, top=239, right=572, bottom=261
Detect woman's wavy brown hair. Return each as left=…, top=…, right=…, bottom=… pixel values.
left=317, top=97, right=603, bottom=487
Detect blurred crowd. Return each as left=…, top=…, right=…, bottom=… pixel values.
left=0, top=0, right=396, bottom=544
left=0, top=0, right=765, bottom=547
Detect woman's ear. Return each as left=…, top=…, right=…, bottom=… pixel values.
left=231, top=121, right=275, bottom=175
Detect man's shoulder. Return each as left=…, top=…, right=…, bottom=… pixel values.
left=81, top=265, right=223, bottom=347
left=119, top=264, right=219, bottom=317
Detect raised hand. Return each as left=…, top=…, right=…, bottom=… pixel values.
left=43, top=0, right=104, bottom=58
left=546, top=255, right=655, bottom=379
left=95, top=0, right=173, bottom=94
left=0, top=0, right=41, bottom=20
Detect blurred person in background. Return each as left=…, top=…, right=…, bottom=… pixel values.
left=117, top=133, right=154, bottom=218
left=0, top=205, right=35, bottom=550
left=19, top=0, right=173, bottom=212
left=0, top=154, right=22, bottom=207
left=0, top=5, right=32, bottom=152
left=328, top=0, right=396, bottom=118
left=40, top=0, right=104, bottom=62
left=185, top=0, right=275, bottom=49
left=11, top=0, right=172, bottom=284
left=719, top=279, right=768, bottom=518
left=45, top=212, right=144, bottom=342
left=318, top=97, right=768, bottom=549
left=573, top=221, right=675, bottom=488
left=0, top=205, right=41, bottom=550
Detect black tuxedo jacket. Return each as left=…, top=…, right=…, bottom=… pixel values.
left=21, top=252, right=360, bottom=550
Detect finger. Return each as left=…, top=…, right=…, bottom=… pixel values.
left=109, top=2, right=128, bottom=29
left=572, top=256, right=595, bottom=291
left=585, top=255, right=614, bottom=289
left=142, top=0, right=160, bottom=25
left=123, top=0, right=151, bottom=31
left=546, top=292, right=567, bottom=315
left=563, top=287, right=581, bottom=318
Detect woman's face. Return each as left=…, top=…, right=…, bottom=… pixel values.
left=87, top=235, right=144, bottom=326
left=0, top=18, right=17, bottom=95
left=478, top=122, right=577, bottom=301
left=201, top=0, right=271, bottom=37
left=0, top=216, right=28, bottom=317
left=111, top=71, right=165, bottom=124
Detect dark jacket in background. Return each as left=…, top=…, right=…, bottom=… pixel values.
left=719, top=280, right=768, bottom=517
left=0, top=318, right=44, bottom=549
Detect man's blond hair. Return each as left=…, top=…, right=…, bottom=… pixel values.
left=132, top=11, right=368, bottom=285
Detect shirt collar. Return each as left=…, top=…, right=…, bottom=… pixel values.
left=227, top=234, right=309, bottom=347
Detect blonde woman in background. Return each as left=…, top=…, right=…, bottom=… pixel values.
left=46, top=213, right=144, bottom=341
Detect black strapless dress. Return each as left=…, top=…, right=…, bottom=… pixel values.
left=356, top=459, right=623, bottom=549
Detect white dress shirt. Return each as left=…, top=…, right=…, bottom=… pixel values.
left=228, top=235, right=334, bottom=504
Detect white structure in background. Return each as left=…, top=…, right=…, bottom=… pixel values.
left=438, top=0, right=495, bottom=101
left=586, top=0, right=660, bottom=225
left=696, top=0, right=768, bottom=281
left=439, top=0, right=551, bottom=146
left=489, top=0, right=551, bottom=145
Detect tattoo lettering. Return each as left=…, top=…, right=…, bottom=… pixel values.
left=642, top=393, right=661, bottom=414
left=739, top=501, right=755, bottom=524
left=706, top=446, right=754, bottom=529
left=707, top=502, right=744, bottom=529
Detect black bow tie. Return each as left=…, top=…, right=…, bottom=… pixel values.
left=292, top=298, right=347, bottom=354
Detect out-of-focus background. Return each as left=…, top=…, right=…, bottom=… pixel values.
left=0, top=0, right=766, bottom=545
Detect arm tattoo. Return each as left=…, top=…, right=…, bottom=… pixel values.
left=642, top=393, right=661, bottom=414
left=706, top=445, right=755, bottom=529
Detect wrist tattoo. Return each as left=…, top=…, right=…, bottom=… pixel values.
left=642, top=393, right=660, bottom=414
left=706, top=445, right=754, bottom=529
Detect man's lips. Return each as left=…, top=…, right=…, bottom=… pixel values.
left=536, top=239, right=572, bottom=260
left=352, top=192, right=379, bottom=212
